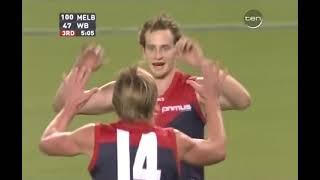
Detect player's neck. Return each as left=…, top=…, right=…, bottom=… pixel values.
left=155, top=68, right=177, bottom=96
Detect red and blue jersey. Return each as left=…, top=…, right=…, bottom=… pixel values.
left=88, top=120, right=179, bottom=180
left=88, top=70, right=205, bottom=180
left=155, top=70, right=206, bottom=180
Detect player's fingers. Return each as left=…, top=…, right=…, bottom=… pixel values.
left=183, top=41, right=189, bottom=52
left=194, top=41, right=203, bottom=56
left=96, top=45, right=105, bottom=64
left=186, top=79, right=202, bottom=93
left=188, top=76, right=197, bottom=81
left=69, top=67, right=79, bottom=82
left=81, top=68, right=92, bottom=86
left=99, top=49, right=106, bottom=64
left=185, top=39, right=194, bottom=52
left=74, top=55, right=81, bottom=67
left=97, top=47, right=104, bottom=61
left=188, top=43, right=194, bottom=52
left=81, top=43, right=96, bottom=57
left=87, top=42, right=96, bottom=51
left=182, top=39, right=190, bottom=53
left=81, top=87, right=98, bottom=104
left=62, top=71, right=71, bottom=86
left=188, top=76, right=204, bottom=84
left=76, top=67, right=87, bottom=83
left=175, top=39, right=182, bottom=53
left=196, top=93, right=207, bottom=104
left=94, top=44, right=102, bottom=55
left=195, top=76, right=204, bottom=84
left=176, top=37, right=186, bottom=53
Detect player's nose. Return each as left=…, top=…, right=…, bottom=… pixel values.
left=155, top=50, right=163, bottom=60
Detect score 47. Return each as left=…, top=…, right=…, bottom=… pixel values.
left=62, top=22, right=72, bottom=29
left=63, top=22, right=89, bottom=29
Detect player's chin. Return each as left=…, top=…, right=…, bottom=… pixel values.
left=150, top=66, right=166, bottom=77
left=152, top=70, right=168, bottom=79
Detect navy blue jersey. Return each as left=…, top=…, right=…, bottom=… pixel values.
left=88, top=120, right=179, bottom=180
left=155, top=70, right=206, bottom=180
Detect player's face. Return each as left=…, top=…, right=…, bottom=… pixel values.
left=143, top=30, right=178, bottom=79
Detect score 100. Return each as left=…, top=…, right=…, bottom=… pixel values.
left=60, top=13, right=96, bottom=21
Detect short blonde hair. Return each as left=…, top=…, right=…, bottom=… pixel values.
left=112, top=66, right=158, bottom=121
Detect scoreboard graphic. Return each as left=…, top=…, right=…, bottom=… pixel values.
left=59, top=13, right=96, bottom=37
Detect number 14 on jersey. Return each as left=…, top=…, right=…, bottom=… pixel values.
left=117, top=129, right=161, bottom=180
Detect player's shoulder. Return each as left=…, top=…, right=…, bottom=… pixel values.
left=175, top=70, right=200, bottom=95
left=175, top=70, right=191, bottom=81
left=175, top=70, right=202, bottom=84
left=95, top=122, right=113, bottom=129
left=93, top=122, right=119, bottom=143
left=95, top=122, right=118, bottom=135
left=153, top=127, right=177, bottom=148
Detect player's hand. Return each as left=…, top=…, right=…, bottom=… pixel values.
left=74, top=43, right=104, bottom=72
left=202, top=61, right=227, bottom=99
left=176, top=36, right=204, bottom=67
left=186, top=76, right=205, bottom=103
left=63, top=67, right=98, bottom=113
left=186, top=61, right=227, bottom=101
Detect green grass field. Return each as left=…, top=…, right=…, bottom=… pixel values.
left=23, top=0, right=297, bottom=179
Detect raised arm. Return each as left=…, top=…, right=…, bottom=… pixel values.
left=191, top=71, right=251, bottom=111
left=176, top=61, right=227, bottom=166
left=53, top=43, right=115, bottom=115
left=176, top=36, right=251, bottom=111
left=40, top=67, right=97, bottom=157
left=217, top=72, right=251, bottom=110
left=54, top=78, right=115, bottom=115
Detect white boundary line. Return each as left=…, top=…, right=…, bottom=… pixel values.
left=23, top=22, right=297, bottom=36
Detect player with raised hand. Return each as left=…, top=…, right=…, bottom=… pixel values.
left=176, top=60, right=227, bottom=166
left=40, top=61, right=227, bottom=180
left=52, top=14, right=251, bottom=180
left=53, top=43, right=106, bottom=114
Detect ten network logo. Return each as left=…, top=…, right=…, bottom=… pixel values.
left=244, top=9, right=263, bottom=29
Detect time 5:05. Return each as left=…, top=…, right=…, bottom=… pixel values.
left=80, top=30, right=95, bottom=36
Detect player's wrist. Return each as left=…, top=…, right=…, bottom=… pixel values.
left=205, top=94, right=219, bottom=104
left=61, top=103, right=78, bottom=116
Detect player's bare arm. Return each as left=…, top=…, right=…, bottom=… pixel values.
left=176, top=61, right=227, bottom=166
left=175, top=129, right=225, bottom=166
left=53, top=43, right=115, bottom=115
left=191, top=71, right=251, bottom=111
left=176, top=36, right=251, bottom=111
left=40, top=67, right=97, bottom=156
